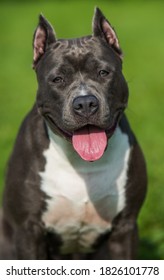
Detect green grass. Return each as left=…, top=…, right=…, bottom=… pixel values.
left=0, top=0, right=164, bottom=259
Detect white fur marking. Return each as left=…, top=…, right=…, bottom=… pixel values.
left=40, top=126, right=131, bottom=253
left=79, top=88, right=88, bottom=96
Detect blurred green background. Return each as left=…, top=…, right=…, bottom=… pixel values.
left=0, top=0, right=164, bottom=259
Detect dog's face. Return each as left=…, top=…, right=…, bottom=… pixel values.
left=33, top=8, right=129, bottom=161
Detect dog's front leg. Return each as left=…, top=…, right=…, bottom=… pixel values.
left=108, top=219, right=138, bottom=260
left=14, top=219, right=47, bottom=260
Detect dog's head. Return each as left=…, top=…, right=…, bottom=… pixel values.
left=33, top=8, right=129, bottom=161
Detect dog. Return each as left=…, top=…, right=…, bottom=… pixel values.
left=0, top=8, right=147, bottom=259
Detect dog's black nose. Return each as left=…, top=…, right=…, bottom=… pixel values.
left=72, top=95, right=99, bottom=117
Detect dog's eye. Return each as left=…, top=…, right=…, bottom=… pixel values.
left=99, top=70, right=109, bottom=77
left=52, top=76, right=63, bottom=83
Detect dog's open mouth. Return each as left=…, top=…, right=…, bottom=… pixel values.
left=72, top=125, right=107, bottom=162
left=45, top=115, right=118, bottom=162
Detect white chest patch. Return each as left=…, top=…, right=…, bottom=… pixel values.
left=40, top=127, right=131, bottom=254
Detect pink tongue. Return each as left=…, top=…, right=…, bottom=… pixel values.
left=72, top=126, right=107, bottom=161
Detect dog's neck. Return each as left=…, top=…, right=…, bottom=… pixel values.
left=46, top=125, right=74, bottom=160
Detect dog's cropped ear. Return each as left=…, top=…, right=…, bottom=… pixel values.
left=33, top=14, right=56, bottom=68
left=93, top=7, right=123, bottom=59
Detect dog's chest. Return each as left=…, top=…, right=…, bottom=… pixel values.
left=40, top=127, right=131, bottom=254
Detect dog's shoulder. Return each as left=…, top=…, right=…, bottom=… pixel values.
left=3, top=104, right=49, bottom=225
left=10, top=104, right=49, bottom=156
left=119, top=114, right=137, bottom=146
